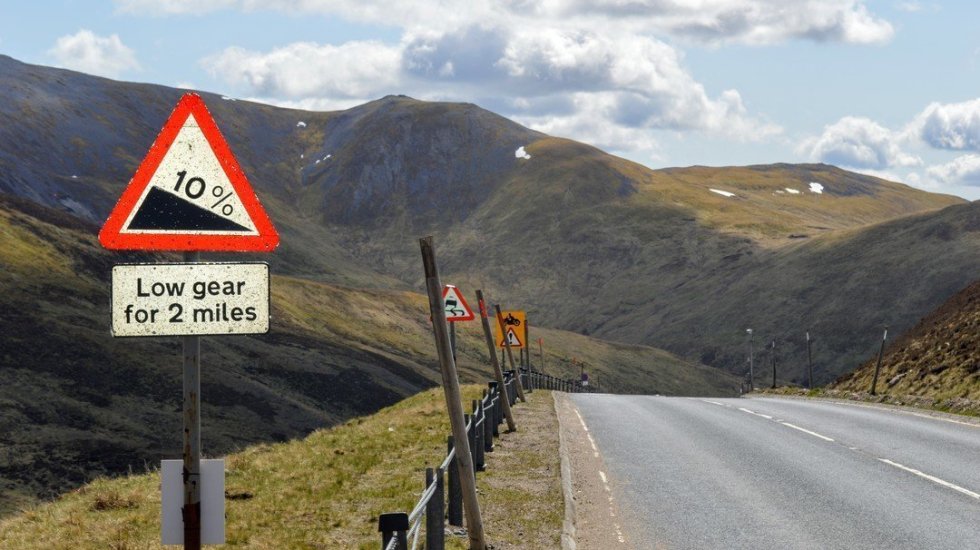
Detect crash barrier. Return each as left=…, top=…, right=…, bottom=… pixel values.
left=378, top=368, right=594, bottom=548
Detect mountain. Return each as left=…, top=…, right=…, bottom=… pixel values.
left=1, top=54, right=971, bottom=388
left=830, top=278, right=980, bottom=404
left=0, top=192, right=734, bottom=513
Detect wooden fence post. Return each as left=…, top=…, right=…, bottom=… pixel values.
left=379, top=513, right=409, bottom=550
left=447, top=436, right=462, bottom=527
left=426, top=468, right=445, bottom=550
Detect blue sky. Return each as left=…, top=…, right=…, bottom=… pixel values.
left=3, top=1, right=980, bottom=199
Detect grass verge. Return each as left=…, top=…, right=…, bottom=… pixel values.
left=0, top=386, right=564, bottom=549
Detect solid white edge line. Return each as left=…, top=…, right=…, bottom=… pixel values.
left=878, top=458, right=980, bottom=500
left=780, top=421, right=835, bottom=442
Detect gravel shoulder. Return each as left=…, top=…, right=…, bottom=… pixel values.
left=554, top=392, right=633, bottom=549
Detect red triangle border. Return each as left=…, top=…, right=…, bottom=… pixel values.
left=99, top=93, right=279, bottom=252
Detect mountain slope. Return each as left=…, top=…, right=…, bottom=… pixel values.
left=0, top=53, right=973, bottom=384
left=0, top=193, right=735, bottom=514
left=831, top=279, right=980, bottom=401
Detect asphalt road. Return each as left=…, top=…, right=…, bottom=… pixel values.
left=569, top=395, right=980, bottom=549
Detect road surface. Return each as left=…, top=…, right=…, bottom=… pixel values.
left=567, top=395, right=980, bottom=549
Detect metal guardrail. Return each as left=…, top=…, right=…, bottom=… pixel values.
left=379, top=368, right=595, bottom=548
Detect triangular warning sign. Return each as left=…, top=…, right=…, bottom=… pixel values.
left=443, top=285, right=475, bottom=322
left=99, top=93, right=279, bottom=251
left=498, top=327, right=524, bottom=348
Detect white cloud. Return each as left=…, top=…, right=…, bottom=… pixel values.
left=201, top=41, right=402, bottom=99
left=114, top=0, right=893, bottom=45
left=912, top=98, right=980, bottom=151
left=798, top=116, right=920, bottom=169
left=925, top=154, right=980, bottom=187
left=520, top=0, right=894, bottom=45
left=48, top=30, right=140, bottom=78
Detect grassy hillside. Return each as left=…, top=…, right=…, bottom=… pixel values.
left=0, top=193, right=734, bottom=514
left=831, top=279, right=980, bottom=407
left=0, top=386, right=563, bottom=549
left=1, top=54, right=971, bottom=388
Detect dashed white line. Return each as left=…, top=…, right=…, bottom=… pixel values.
left=779, top=422, right=835, bottom=442
left=599, top=471, right=608, bottom=484
left=738, top=407, right=773, bottom=419
left=878, top=458, right=980, bottom=500
left=702, top=399, right=727, bottom=407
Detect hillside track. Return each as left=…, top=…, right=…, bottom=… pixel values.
left=567, top=394, right=980, bottom=549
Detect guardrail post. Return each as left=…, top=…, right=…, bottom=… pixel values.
left=426, top=467, right=444, bottom=550
left=465, top=414, right=477, bottom=474
left=483, top=392, right=494, bottom=452
left=487, top=382, right=500, bottom=437
left=379, top=512, right=409, bottom=550
left=447, top=436, right=462, bottom=527
left=472, top=400, right=485, bottom=471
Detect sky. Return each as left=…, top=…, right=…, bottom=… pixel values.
left=3, top=1, right=980, bottom=199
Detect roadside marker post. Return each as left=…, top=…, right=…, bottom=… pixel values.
left=419, top=237, right=486, bottom=550
left=870, top=326, right=889, bottom=396
left=99, top=93, right=279, bottom=550
left=476, top=290, right=517, bottom=432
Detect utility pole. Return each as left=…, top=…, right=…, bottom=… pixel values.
left=770, top=339, right=777, bottom=390
left=746, top=328, right=754, bottom=391
left=870, top=326, right=889, bottom=396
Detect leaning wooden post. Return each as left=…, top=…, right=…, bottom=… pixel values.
left=870, top=326, right=888, bottom=396
left=476, top=290, right=517, bottom=432
left=495, top=305, right=527, bottom=403
left=419, top=237, right=486, bottom=550
left=524, top=321, right=531, bottom=370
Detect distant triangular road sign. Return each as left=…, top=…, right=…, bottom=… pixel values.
left=99, top=93, right=279, bottom=251
left=443, top=285, right=475, bottom=322
left=498, top=327, right=524, bottom=348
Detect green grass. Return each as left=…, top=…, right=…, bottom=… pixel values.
left=0, top=386, right=564, bottom=549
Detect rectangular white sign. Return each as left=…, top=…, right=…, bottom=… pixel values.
left=112, top=262, right=269, bottom=337
left=161, top=459, right=225, bottom=545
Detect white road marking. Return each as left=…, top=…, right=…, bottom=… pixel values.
left=575, top=408, right=589, bottom=431
left=878, top=458, right=980, bottom=500
left=587, top=433, right=598, bottom=451
left=702, top=400, right=727, bottom=407
left=594, top=468, right=627, bottom=543
left=780, top=422, right=835, bottom=442
left=738, top=407, right=773, bottom=419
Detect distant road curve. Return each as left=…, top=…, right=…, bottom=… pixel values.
left=566, top=395, right=980, bottom=549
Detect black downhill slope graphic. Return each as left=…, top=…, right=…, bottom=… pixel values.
left=127, top=187, right=251, bottom=232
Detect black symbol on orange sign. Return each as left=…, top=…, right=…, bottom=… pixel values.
left=503, top=313, right=521, bottom=327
